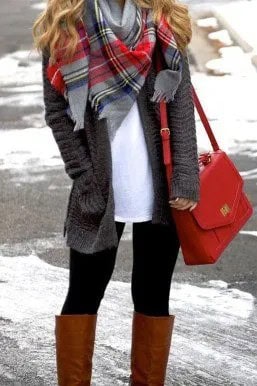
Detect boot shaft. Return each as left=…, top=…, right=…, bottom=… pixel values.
left=55, top=313, right=97, bottom=386
left=129, top=311, right=175, bottom=386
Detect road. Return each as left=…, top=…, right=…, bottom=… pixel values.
left=0, top=1, right=256, bottom=385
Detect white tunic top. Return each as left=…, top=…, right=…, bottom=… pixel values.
left=110, top=101, right=154, bottom=223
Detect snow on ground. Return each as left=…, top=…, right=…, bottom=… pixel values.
left=0, top=127, right=61, bottom=172
left=0, top=234, right=65, bottom=257
left=0, top=50, right=41, bottom=87
left=0, top=254, right=256, bottom=385
left=240, top=168, right=257, bottom=180
left=212, top=1, right=257, bottom=53
left=240, top=231, right=257, bottom=237
left=193, top=71, right=257, bottom=158
left=0, top=125, right=65, bottom=185
left=31, top=2, right=46, bottom=11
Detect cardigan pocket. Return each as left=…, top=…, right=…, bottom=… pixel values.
left=76, top=171, right=106, bottom=224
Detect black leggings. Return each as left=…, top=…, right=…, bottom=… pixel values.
left=61, top=220, right=180, bottom=317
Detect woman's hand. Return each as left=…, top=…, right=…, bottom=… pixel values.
left=169, top=197, right=198, bottom=212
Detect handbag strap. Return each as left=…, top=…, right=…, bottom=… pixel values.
left=191, top=87, right=220, bottom=152
left=154, top=48, right=220, bottom=196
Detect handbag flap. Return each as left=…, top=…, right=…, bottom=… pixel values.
left=191, top=151, right=243, bottom=230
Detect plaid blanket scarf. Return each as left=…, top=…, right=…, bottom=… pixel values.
left=46, top=0, right=183, bottom=137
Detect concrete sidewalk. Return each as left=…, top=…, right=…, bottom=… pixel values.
left=212, top=0, right=257, bottom=66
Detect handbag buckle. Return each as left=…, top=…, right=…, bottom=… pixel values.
left=160, top=128, right=170, bottom=135
left=199, top=151, right=212, bottom=166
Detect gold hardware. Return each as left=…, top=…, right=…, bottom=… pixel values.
left=220, top=203, right=231, bottom=216
left=160, top=128, right=170, bottom=135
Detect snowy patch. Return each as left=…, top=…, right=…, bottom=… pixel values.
left=31, top=2, right=46, bottom=11
left=48, top=183, right=71, bottom=191
left=0, top=254, right=256, bottom=385
left=212, top=1, right=257, bottom=53
left=1, top=85, right=42, bottom=93
left=240, top=168, right=257, bottom=180
left=206, top=48, right=254, bottom=76
left=192, top=72, right=257, bottom=158
left=0, top=50, right=41, bottom=87
left=0, top=50, right=61, bottom=182
left=208, top=29, right=233, bottom=46
left=0, top=50, right=43, bottom=116
left=240, top=231, right=257, bottom=237
left=21, top=112, right=44, bottom=129
left=0, top=92, right=43, bottom=108
left=196, top=17, right=218, bottom=30
left=0, top=127, right=62, bottom=173
left=0, top=235, right=65, bottom=257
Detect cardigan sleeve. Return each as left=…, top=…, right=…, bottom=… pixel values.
left=41, top=50, right=93, bottom=181
left=167, top=50, right=200, bottom=202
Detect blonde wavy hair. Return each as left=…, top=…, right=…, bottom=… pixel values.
left=32, top=0, right=192, bottom=63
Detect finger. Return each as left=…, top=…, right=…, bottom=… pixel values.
left=189, top=203, right=198, bottom=211
left=171, top=202, right=190, bottom=210
left=169, top=198, right=189, bottom=206
left=169, top=201, right=184, bottom=208
left=170, top=197, right=189, bottom=202
left=173, top=199, right=196, bottom=209
left=176, top=202, right=193, bottom=210
left=177, top=202, right=198, bottom=211
left=170, top=198, right=191, bottom=207
left=169, top=198, right=179, bottom=204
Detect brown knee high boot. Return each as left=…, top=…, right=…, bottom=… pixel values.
left=129, top=311, right=175, bottom=386
left=55, top=314, right=97, bottom=386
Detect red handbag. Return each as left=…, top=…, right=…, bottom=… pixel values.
left=156, top=56, right=254, bottom=265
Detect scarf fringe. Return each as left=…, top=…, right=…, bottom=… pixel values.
left=66, top=106, right=85, bottom=132
left=150, top=67, right=182, bottom=104
left=73, top=119, right=85, bottom=132
left=150, top=88, right=177, bottom=104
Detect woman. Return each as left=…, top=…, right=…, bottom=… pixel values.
left=33, top=0, right=200, bottom=384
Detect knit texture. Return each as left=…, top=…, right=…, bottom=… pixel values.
left=42, top=49, right=200, bottom=254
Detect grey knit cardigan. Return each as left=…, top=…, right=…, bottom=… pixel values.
left=42, top=48, right=200, bottom=254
